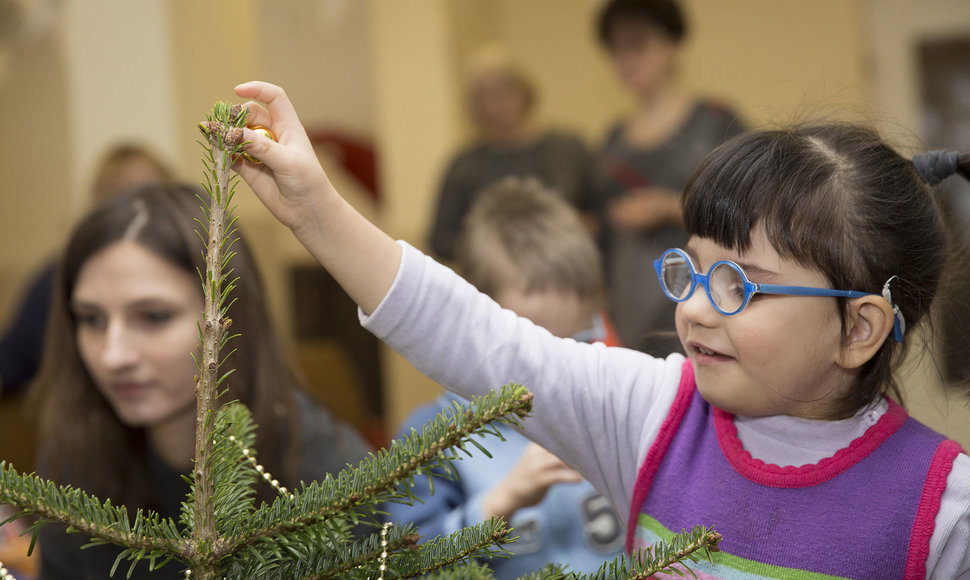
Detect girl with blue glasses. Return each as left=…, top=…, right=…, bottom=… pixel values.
left=654, top=247, right=907, bottom=341
left=233, top=81, right=969, bottom=578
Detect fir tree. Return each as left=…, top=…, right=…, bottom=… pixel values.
left=0, top=101, right=720, bottom=579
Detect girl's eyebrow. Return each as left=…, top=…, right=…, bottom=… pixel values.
left=683, top=243, right=780, bottom=279
left=733, top=261, right=779, bottom=279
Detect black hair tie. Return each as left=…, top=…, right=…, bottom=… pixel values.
left=913, top=150, right=960, bottom=186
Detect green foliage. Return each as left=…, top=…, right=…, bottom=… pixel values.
left=178, top=402, right=260, bottom=537
left=0, top=100, right=722, bottom=579
left=585, top=526, right=721, bottom=580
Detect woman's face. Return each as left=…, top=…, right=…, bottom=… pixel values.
left=468, top=70, right=531, bottom=137
left=71, top=240, right=201, bottom=430
left=607, top=20, right=680, bottom=98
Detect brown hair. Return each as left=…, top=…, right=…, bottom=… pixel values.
left=90, top=143, right=173, bottom=202
left=682, top=123, right=962, bottom=417
left=457, top=176, right=602, bottom=303
left=596, top=0, right=688, bottom=48
left=34, top=182, right=301, bottom=508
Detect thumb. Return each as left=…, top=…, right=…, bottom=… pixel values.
left=239, top=126, right=280, bottom=167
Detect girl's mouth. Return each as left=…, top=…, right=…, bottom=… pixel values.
left=688, top=342, right=733, bottom=362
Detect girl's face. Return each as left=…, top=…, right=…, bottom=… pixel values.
left=607, top=20, right=679, bottom=98
left=72, top=240, right=201, bottom=431
left=674, top=230, right=855, bottom=419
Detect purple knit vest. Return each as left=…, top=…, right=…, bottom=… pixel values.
left=627, top=361, right=963, bottom=579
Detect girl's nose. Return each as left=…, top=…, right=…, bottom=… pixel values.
left=100, top=321, right=138, bottom=370
left=678, top=286, right=720, bottom=327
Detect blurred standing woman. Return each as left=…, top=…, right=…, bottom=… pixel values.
left=429, top=47, right=595, bottom=261
left=592, top=0, right=744, bottom=355
left=31, top=183, right=371, bottom=579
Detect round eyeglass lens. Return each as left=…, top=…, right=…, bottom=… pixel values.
left=661, top=252, right=693, bottom=300
left=709, top=262, right=746, bottom=313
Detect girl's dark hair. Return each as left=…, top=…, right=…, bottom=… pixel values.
left=683, top=124, right=965, bottom=418
left=34, top=182, right=303, bottom=509
left=596, top=0, right=687, bottom=47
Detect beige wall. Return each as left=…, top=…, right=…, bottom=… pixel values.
left=0, top=32, right=71, bottom=315
left=681, top=0, right=871, bottom=124
left=259, top=1, right=377, bottom=134
left=2, top=1, right=968, bottom=446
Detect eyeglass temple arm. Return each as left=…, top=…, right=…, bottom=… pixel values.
left=754, top=284, right=874, bottom=299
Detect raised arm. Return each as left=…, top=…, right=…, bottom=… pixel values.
left=233, top=81, right=400, bottom=315
left=232, top=81, right=684, bottom=523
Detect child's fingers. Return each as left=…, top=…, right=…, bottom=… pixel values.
left=239, top=100, right=271, bottom=129
left=234, top=81, right=304, bottom=137
left=239, top=126, right=290, bottom=169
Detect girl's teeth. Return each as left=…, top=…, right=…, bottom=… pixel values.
left=698, top=347, right=714, bottom=355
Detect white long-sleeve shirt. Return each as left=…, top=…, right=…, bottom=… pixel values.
left=362, top=242, right=970, bottom=578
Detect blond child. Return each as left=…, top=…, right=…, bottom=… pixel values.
left=388, top=177, right=623, bottom=577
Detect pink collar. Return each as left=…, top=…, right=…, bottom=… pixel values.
left=714, top=399, right=908, bottom=488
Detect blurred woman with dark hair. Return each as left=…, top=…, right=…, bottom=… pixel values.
left=32, top=182, right=370, bottom=579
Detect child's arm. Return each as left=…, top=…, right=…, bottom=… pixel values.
left=233, top=81, right=399, bottom=315
left=233, top=81, right=683, bottom=524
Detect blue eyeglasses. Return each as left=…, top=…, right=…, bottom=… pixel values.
left=653, top=248, right=905, bottom=341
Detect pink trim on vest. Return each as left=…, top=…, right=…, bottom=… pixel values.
left=905, top=439, right=964, bottom=579
left=625, top=360, right=695, bottom=554
left=712, top=398, right=908, bottom=488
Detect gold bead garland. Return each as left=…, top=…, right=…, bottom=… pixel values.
left=228, top=435, right=294, bottom=499
left=0, top=561, right=14, bottom=580
left=378, top=521, right=392, bottom=580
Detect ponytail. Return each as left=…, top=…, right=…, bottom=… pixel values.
left=912, top=150, right=970, bottom=185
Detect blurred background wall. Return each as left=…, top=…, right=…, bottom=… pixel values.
left=1, top=0, right=969, bottom=453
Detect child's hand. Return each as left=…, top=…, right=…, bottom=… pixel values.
left=231, top=81, right=401, bottom=315
left=233, top=81, right=335, bottom=235
left=482, top=443, right=583, bottom=523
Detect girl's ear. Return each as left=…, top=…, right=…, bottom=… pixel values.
left=838, top=296, right=895, bottom=369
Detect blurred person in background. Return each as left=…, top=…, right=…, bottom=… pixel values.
left=591, top=0, right=744, bottom=355
left=429, top=46, right=595, bottom=261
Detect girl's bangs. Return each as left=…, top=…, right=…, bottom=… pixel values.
left=682, top=129, right=846, bottom=268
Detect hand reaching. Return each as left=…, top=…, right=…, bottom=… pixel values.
left=233, top=81, right=335, bottom=235
left=229, top=81, right=401, bottom=315
left=482, top=443, right=583, bottom=522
